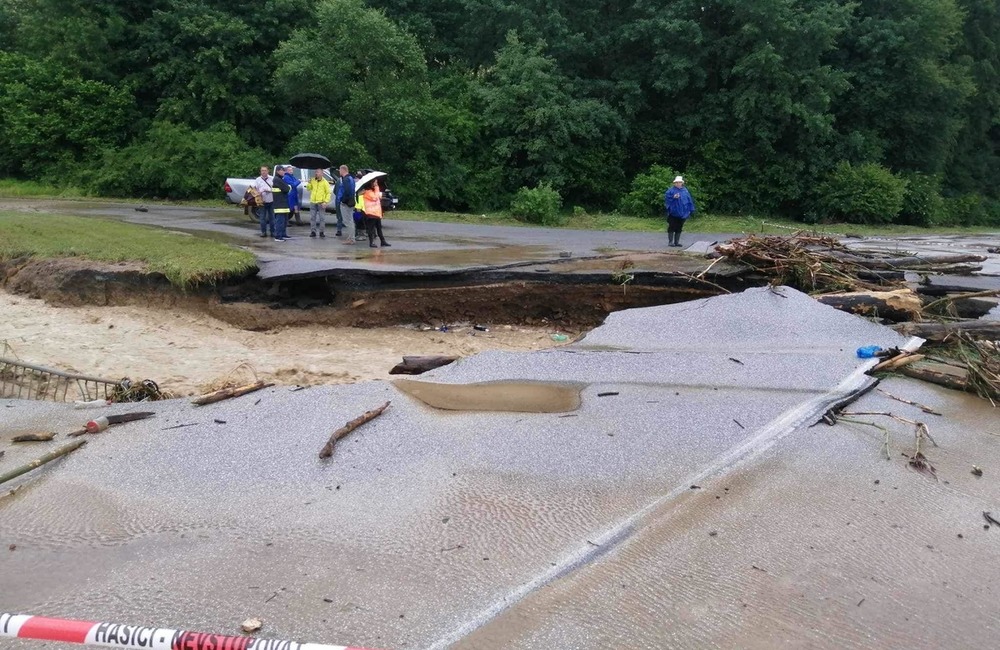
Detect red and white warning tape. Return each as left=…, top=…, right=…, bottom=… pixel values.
left=0, top=613, right=371, bottom=650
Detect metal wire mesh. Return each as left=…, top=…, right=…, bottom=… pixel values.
left=0, top=357, right=119, bottom=403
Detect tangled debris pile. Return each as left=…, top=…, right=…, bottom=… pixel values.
left=715, top=234, right=999, bottom=405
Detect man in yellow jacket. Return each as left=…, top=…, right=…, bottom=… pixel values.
left=306, top=169, right=332, bottom=238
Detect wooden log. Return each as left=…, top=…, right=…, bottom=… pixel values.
left=893, top=320, right=1000, bottom=342
left=899, top=364, right=970, bottom=393
left=872, top=354, right=925, bottom=373
left=816, top=289, right=923, bottom=323
left=319, top=401, right=391, bottom=459
left=191, top=381, right=273, bottom=406
left=825, top=251, right=986, bottom=269
left=388, top=356, right=459, bottom=375
left=11, top=433, right=55, bottom=443
left=0, top=439, right=87, bottom=487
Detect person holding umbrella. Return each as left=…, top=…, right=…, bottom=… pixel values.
left=362, top=179, right=390, bottom=248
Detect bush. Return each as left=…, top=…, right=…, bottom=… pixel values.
left=285, top=117, right=371, bottom=170
left=92, top=122, right=268, bottom=200
left=942, top=194, right=1000, bottom=226
left=898, top=172, right=945, bottom=226
left=619, top=165, right=676, bottom=217
left=510, top=183, right=563, bottom=225
left=620, top=164, right=706, bottom=217
left=813, top=162, right=906, bottom=224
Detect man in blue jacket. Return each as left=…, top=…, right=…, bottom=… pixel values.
left=664, top=175, right=696, bottom=247
left=336, top=165, right=356, bottom=242
left=283, top=166, right=302, bottom=227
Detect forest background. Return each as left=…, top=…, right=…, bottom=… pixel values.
left=0, top=0, right=997, bottom=227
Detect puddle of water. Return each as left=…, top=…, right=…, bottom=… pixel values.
left=393, top=379, right=583, bottom=413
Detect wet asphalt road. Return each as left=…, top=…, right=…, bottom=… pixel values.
left=9, top=288, right=1000, bottom=650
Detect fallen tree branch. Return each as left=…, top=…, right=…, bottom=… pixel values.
left=898, top=365, right=969, bottom=393
left=893, top=320, right=1000, bottom=342
left=192, top=381, right=273, bottom=406
left=12, top=433, right=55, bottom=443
left=872, top=353, right=925, bottom=373
left=923, top=289, right=1000, bottom=314
left=319, top=401, right=391, bottom=459
left=0, top=439, right=87, bottom=487
left=876, top=388, right=942, bottom=416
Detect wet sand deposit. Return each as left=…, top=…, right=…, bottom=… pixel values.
left=0, top=293, right=565, bottom=395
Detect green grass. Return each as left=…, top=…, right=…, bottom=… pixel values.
left=0, top=212, right=257, bottom=287
left=0, top=179, right=229, bottom=208
left=391, top=209, right=1000, bottom=236
left=0, top=179, right=92, bottom=199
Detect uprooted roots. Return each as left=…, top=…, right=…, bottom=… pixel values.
left=198, top=362, right=260, bottom=394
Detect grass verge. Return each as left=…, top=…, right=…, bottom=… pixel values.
left=390, top=209, right=1000, bottom=236
left=0, top=212, right=257, bottom=288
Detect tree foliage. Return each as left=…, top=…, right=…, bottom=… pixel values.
left=0, top=0, right=997, bottom=223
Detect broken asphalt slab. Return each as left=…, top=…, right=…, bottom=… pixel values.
left=3, top=287, right=999, bottom=649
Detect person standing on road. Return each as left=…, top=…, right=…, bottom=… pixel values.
left=352, top=171, right=366, bottom=241
left=336, top=165, right=356, bottom=244
left=271, top=165, right=292, bottom=241
left=306, top=168, right=331, bottom=238
left=283, top=166, right=303, bottom=226
left=363, top=180, right=390, bottom=248
left=664, top=175, right=696, bottom=248
left=251, top=165, right=275, bottom=238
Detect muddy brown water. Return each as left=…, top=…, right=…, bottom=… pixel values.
left=393, top=379, right=583, bottom=413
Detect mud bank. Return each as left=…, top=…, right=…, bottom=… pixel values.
left=0, top=255, right=747, bottom=330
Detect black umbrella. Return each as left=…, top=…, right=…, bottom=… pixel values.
left=289, top=152, right=331, bottom=169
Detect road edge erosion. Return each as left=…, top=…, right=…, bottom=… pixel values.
left=0, top=255, right=748, bottom=331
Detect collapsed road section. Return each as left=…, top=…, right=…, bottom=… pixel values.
left=5, top=287, right=998, bottom=649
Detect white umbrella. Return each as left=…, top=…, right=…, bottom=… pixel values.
left=356, top=171, right=388, bottom=191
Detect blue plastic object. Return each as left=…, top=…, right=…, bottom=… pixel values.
left=856, top=345, right=882, bottom=359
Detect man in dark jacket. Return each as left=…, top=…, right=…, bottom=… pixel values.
left=664, top=175, right=696, bottom=247
left=271, top=165, right=292, bottom=241
left=336, top=165, right=356, bottom=242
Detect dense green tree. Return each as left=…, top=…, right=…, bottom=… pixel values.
left=476, top=32, right=625, bottom=205
left=1, top=0, right=997, bottom=217
left=0, top=53, right=134, bottom=177
left=947, top=0, right=1000, bottom=198
left=831, top=0, right=975, bottom=174
left=274, top=0, right=476, bottom=207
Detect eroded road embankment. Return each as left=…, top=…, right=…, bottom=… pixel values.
left=0, top=252, right=753, bottom=330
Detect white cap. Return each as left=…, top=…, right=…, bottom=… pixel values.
left=673, top=175, right=684, bottom=183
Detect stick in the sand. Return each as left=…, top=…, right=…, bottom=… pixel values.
left=876, top=388, right=942, bottom=416
left=191, top=381, right=273, bottom=406
left=319, top=401, right=391, bottom=459
left=0, top=439, right=87, bottom=487
left=12, top=433, right=55, bottom=443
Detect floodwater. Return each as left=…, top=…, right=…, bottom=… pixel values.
left=393, top=379, right=583, bottom=413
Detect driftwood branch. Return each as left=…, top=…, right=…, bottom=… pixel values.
left=12, top=433, right=55, bottom=443
left=192, top=381, right=273, bottom=406
left=898, top=365, right=969, bottom=393
left=817, top=289, right=923, bottom=323
left=0, top=439, right=87, bottom=487
left=922, top=289, right=1000, bottom=314
left=892, top=320, right=1000, bottom=342
left=319, top=401, right=391, bottom=459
